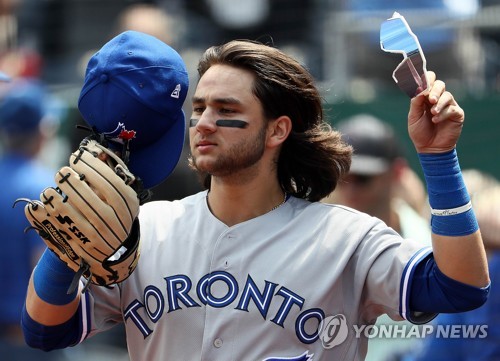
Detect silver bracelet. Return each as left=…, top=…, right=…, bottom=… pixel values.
left=430, top=201, right=472, bottom=216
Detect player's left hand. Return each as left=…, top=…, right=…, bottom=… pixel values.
left=407, top=71, right=465, bottom=154
left=20, top=138, right=142, bottom=290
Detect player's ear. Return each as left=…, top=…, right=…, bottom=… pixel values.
left=267, top=115, right=292, bottom=148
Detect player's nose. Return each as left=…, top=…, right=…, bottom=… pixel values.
left=192, top=110, right=217, bottom=134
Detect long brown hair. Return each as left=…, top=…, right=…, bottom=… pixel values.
left=192, top=40, right=352, bottom=202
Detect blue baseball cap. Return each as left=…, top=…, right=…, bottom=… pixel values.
left=0, top=80, right=47, bottom=134
left=78, top=30, right=189, bottom=189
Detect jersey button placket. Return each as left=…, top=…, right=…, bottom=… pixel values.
left=213, top=338, right=223, bottom=348
left=222, top=233, right=234, bottom=270
left=201, top=230, right=238, bottom=360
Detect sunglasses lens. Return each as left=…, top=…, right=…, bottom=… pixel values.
left=380, top=12, right=429, bottom=98
left=394, top=56, right=428, bottom=98
left=349, top=175, right=374, bottom=186
left=380, top=17, right=418, bottom=54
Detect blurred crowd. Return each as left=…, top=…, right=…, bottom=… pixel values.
left=1, top=0, right=500, bottom=360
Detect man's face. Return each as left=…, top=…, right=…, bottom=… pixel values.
left=189, top=64, right=268, bottom=180
left=335, top=170, right=393, bottom=215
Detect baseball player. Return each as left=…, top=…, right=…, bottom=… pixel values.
left=20, top=33, right=489, bottom=360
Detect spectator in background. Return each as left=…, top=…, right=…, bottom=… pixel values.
left=403, top=169, right=500, bottom=361
left=393, top=164, right=429, bottom=220
left=0, top=78, right=65, bottom=360
left=324, top=114, right=431, bottom=243
left=112, top=2, right=177, bottom=46
left=323, top=113, right=431, bottom=361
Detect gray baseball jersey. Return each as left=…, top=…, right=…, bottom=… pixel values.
left=77, top=191, right=433, bottom=360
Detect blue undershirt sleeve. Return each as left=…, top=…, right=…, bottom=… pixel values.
left=407, top=254, right=490, bottom=322
left=21, top=302, right=82, bottom=351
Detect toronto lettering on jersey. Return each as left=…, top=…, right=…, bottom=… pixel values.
left=124, top=272, right=326, bottom=344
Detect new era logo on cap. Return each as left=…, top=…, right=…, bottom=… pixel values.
left=171, top=84, right=181, bottom=99
left=78, top=31, right=189, bottom=188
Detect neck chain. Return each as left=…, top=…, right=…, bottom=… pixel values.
left=206, top=192, right=288, bottom=215
left=270, top=192, right=288, bottom=212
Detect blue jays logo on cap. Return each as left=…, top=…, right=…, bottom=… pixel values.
left=78, top=30, right=189, bottom=189
left=102, top=122, right=137, bottom=143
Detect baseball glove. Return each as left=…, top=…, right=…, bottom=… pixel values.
left=17, top=137, right=144, bottom=291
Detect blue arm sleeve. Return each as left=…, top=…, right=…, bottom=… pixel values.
left=409, top=255, right=490, bottom=315
left=21, top=302, right=81, bottom=351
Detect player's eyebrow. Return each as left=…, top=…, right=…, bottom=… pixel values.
left=191, top=96, right=242, bottom=106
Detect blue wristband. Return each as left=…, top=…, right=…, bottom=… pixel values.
left=33, top=249, right=78, bottom=305
left=418, top=149, right=479, bottom=236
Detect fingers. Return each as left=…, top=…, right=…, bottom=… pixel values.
left=41, top=187, right=118, bottom=259
left=426, top=71, right=436, bottom=88
left=414, top=71, right=440, bottom=102
left=409, top=71, right=436, bottom=109
left=69, top=149, right=139, bottom=224
left=55, top=166, right=129, bottom=243
left=420, top=72, right=464, bottom=124
left=428, top=83, right=463, bottom=124
left=431, top=93, right=464, bottom=124
left=427, top=80, right=445, bottom=105
left=23, top=197, right=82, bottom=271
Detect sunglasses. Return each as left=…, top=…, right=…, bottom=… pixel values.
left=345, top=174, right=377, bottom=187
left=380, top=12, right=429, bottom=98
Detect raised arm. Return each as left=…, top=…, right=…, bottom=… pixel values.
left=408, top=71, right=489, bottom=288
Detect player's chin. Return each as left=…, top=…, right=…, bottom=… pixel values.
left=192, top=156, right=216, bottom=174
